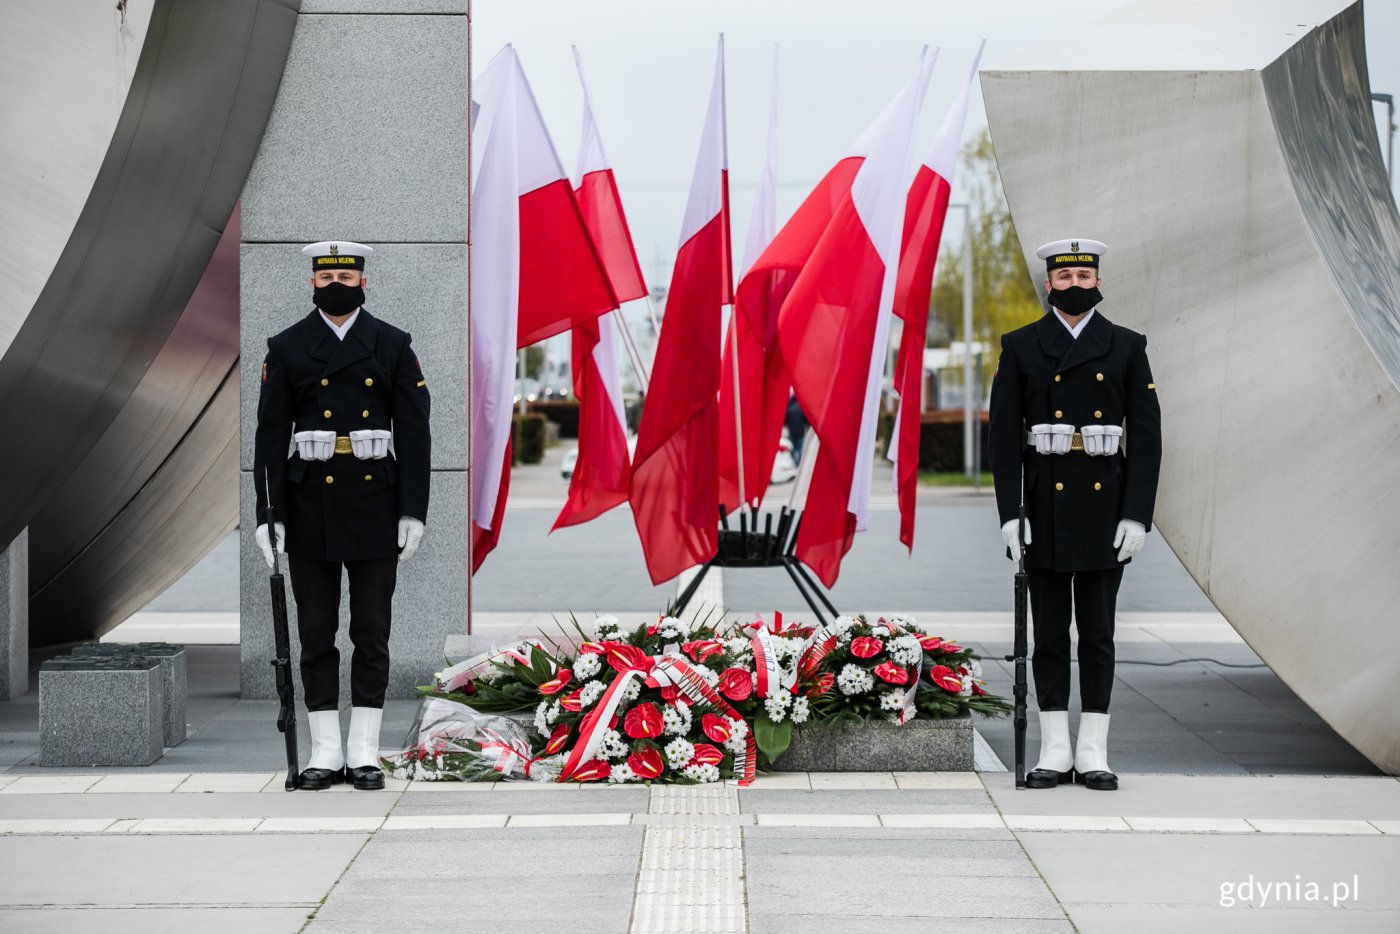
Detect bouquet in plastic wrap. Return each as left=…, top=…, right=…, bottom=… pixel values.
left=380, top=696, right=561, bottom=783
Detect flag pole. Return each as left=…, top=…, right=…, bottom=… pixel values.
left=727, top=311, right=748, bottom=514
left=464, top=0, right=474, bottom=636
left=612, top=308, right=650, bottom=393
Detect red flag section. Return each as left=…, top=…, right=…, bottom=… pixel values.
left=554, top=47, right=643, bottom=531
left=630, top=37, right=732, bottom=584
left=776, top=50, right=934, bottom=588
left=891, top=42, right=983, bottom=551
left=470, top=45, right=617, bottom=572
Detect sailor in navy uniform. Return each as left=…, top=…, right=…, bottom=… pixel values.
left=988, top=238, right=1162, bottom=791
left=253, top=240, right=431, bottom=790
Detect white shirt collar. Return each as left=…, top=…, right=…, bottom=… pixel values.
left=319, top=307, right=360, bottom=340
left=1053, top=306, right=1097, bottom=339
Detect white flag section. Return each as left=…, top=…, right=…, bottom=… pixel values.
left=742, top=46, right=780, bottom=276
left=847, top=48, right=937, bottom=531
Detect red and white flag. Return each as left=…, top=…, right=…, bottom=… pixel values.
left=470, top=46, right=617, bottom=572
left=719, top=46, right=786, bottom=514
left=890, top=42, right=985, bottom=551
left=630, top=36, right=733, bottom=584
left=776, top=49, right=935, bottom=587
left=554, top=48, right=647, bottom=531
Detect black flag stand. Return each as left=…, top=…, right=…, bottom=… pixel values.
left=265, top=472, right=301, bottom=791
left=1005, top=494, right=1029, bottom=789
left=671, top=505, right=839, bottom=625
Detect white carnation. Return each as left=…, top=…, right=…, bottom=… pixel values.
left=790, top=696, right=810, bottom=724
left=664, top=737, right=696, bottom=770
left=573, top=653, right=602, bottom=680
left=579, top=679, right=607, bottom=708
left=837, top=664, right=875, bottom=696
left=888, top=635, right=923, bottom=665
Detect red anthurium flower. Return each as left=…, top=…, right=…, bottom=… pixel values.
left=806, top=672, right=835, bottom=697
left=929, top=664, right=963, bottom=692
left=660, top=684, right=680, bottom=703
left=646, top=624, right=659, bottom=636
left=545, top=722, right=571, bottom=755
left=607, top=643, right=653, bottom=674
left=940, top=643, right=962, bottom=654
left=873, top=661, right=909, bottom=685
left=972, top=681, right=987, bottom=696
left=683, top=639, right=725, bottom=663
left=623, top=702, right=663, bottom=739
left=690, top=743, right=724, bottom=766
left=578, top=641, right=609, bottom=655
left=915, top=634, right=942, bottom=651
left=538, top=669, right=572, bottom=695
left=569, top=759, right=610, bottom=782
left=628, top=744, right=665, bottom=779
left=701, top=712, right=733, bottom=743
left=560, top=687, right=583, bottom=712
left=850, top=637, right=884, bottom=659
left=719, top=667, right=753, bottom=702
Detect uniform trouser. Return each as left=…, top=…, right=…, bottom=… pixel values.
left=1027, top=565, right=1124, bottom=714
left=287, top=554, right=397, bottom=711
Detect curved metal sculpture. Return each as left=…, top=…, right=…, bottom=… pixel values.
left=0, top=0, right=299, bottom=646
left=982, top=0, right=1400, bottom=774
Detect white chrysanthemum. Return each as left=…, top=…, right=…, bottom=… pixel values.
left=888, top=613, right=917, bottom=630
left=573, top=653, right=602, bottom=680
left=533, top=700, right=552, bottom=737
left=723, top=717, right=749, bottom=754
left=658, top=615, right=691, bottom=639
left=683, top=762, right=721, bottom=783
left=960, top=674, right=974, bottom=697
left=887, top=635, right=922, bottom=666
left=664, top=737, right=696, bottom=770
left=724, top=637, right=751, bottom=656
left=691, top=664, right=721, bottom=686
left=600, top=729, right=628, bottom=760
left=764, top=694, right=788, bottom=722
left=662, top=703, right=693, bottom=737
left=790, top=696, right=810, bottom=724
left=546, top=701, right=561, bottom=725
left=608, top=762, right=637, bottom=784
left=579, top=679, right=607, bottom=708
left=871, top=624, right=891, bottom=637
left=837, top=664, right=875, bottom=696
left=593, top=615, right=623, bottom=638
left=620, top=679, right=642, bottom=703
left=833, top=615, right=858, bottom=634
left=880, top=690, right=906, bottom=711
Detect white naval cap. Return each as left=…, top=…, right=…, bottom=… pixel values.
left=1034, top=238, right=1107, bottom=270
left=301, top=240, right=374, bottom=270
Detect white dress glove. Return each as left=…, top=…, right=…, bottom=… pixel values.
left=1001, top=519, right=1032, bottom=561
left=255, top=522, right=286, bottom=569
left=398, top=517, right=425, bottom=562
left=1114, top=519, right=1146, bottom=562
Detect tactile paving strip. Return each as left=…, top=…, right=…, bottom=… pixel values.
left=628, top=784, right=747, bottom=934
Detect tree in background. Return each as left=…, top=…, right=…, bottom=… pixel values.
left=928, top=128, right=1042, bottom=395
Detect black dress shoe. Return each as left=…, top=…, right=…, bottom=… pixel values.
left=347, top=764, right=385, bottom=790
left=1074, top=769, right=1119, bottom=791
left=299, top=766, right=345, bottom=791
left=1025, top=767, right=1075, bottom=788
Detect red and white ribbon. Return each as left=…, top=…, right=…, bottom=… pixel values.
left=435, top=639, right=547, bottom=693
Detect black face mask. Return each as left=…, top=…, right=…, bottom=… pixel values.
left=313, top=281, right=364, bottom=317
left=1047, top=284, right=1101, bottom=316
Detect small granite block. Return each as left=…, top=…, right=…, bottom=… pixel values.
left=772, top=714, right=975, bottom=772
left=70, top=643, right=187, bottom=747
left=39, top=657, right=164, bottom=767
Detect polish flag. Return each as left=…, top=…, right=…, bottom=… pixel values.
left=776, top=49, right=935, bottom=588
left=630, top=37, right=733, bottom=584
left=470, top=46, right=617, bottom=572
left=719, top=46, right=786, bottom=514
left=554, top=48, right=646, bottom=531
left=891, top=42, right=984, bottom=551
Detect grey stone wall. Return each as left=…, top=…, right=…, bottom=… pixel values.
left=0, top=529, right=27, bottom=700
left=239, top=6, right=469, bottom=700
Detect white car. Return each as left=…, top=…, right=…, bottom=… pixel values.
left=562, top=435, right=798, bottom=484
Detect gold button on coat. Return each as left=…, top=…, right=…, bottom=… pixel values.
left=1094, top=482, right=1102, bottom=491
left=362, top=409, right=369, bottom=418
left=323, top=409, right=332, bottom=418
left=1054, top=375, right=1061, bottom=382
left=325, top=475, right=334, bottom=484
left=1054, top=410, right=1063, bottom=419
left=364, top=378, right=374, bottom=386
left=320, top=378, right=329, bottom=386
left=1096, top=372, right=1104, bottom=381
left=1055, top=482, right=1064, bottom=491
left=1094, top=410, right=1103, bottom=418
left=364, top=474, right=372, bottom=481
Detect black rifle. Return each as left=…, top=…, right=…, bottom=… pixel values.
left=1005, top=497, right=1029, bottom=789
left=265, top=473, right=301, bottom=791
